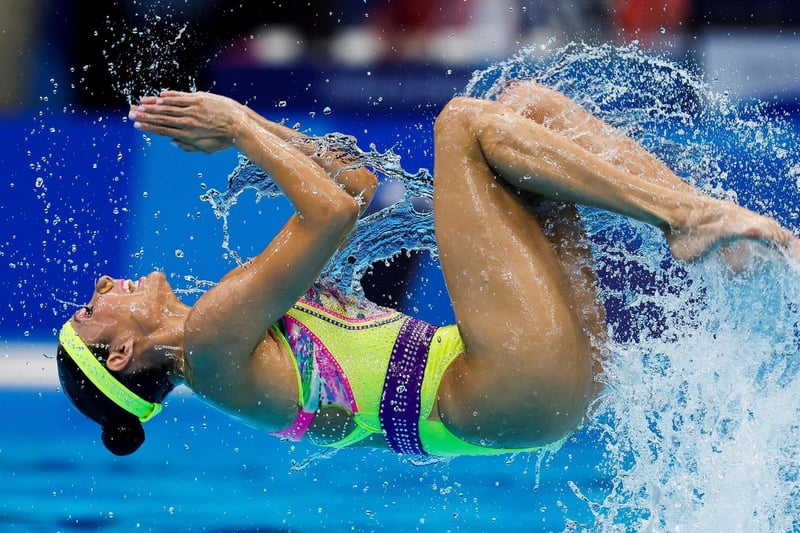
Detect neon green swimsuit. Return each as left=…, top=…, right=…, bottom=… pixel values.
left=270, top=285, right=541, bottom=457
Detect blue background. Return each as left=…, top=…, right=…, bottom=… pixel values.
left=2, top=2, right=800, bottom=530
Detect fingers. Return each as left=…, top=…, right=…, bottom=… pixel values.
left=128, top=90, right=230, bottom=153
left=131, top=92, right=199, bottom=119
left=128, top=97, right=192, bottom=129
left=158, top=90, right=194, bottom=100
left=131, top=120, right=183, bottom=139
left=135, top=91, right=194, bottom=104
left=131, top=101, right=188, bottom=119
left=171, top=139, right=200, bottom=152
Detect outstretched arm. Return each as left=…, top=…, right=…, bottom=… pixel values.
left=128, top=92, right=377, bottom=388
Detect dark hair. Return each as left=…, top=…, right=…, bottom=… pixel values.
left=56, top=342, right=175, bottom=456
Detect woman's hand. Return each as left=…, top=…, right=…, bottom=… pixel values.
left=129, top=91, right=246, bottom=154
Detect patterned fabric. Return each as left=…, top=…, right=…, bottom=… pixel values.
left=270, top=284, right=405, bottom=442
left=270, top=315, right=357, bottom=441
left=270, top=285, right=546, bottom=456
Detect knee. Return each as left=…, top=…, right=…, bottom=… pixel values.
left=495, top=80, right=569, bottom=124
left=434, top=97, right=483, bottom=136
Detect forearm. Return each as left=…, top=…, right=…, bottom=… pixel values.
left=232, top=113, right=361, bottom=228
left=131, top=91, right=377, bottom=209
left=243, top=106, right=378, bottom=209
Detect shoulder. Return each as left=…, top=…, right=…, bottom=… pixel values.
left=187, top=326, right=299, bottom=431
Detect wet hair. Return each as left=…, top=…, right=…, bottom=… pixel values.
left=56, top=341, right=175, bottom=456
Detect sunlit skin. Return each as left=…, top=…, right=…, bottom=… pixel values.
left=72, top=273, right=188, bottom=374
left=72, top=82, right=800, bottom=450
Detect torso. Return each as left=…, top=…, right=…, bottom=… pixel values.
left=189, top=285, right=545, bottom=456
left=273, top=285, right=414, bottom=447
left=189, top=285, right=438, bottom=449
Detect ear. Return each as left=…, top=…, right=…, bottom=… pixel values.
left=106, top=338, right=135, bottom=372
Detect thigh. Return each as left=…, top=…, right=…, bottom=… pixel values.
left=432, top=105, right=596, bottom=447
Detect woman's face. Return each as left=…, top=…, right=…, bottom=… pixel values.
left=70, top=272, right=180, bottom=346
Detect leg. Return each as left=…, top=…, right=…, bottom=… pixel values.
left=444, top=95, right=797, bottom=261
left=533, top=201, right=608, bottom=401
left=495, top=81, right=696, bottom=193
left=433, top=95, right=798, bottom=448
left=496, top=81, right=798, bottom=271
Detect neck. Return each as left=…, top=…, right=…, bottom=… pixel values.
left=139, top=308, right=190, bottom=386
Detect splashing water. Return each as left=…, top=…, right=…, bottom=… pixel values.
left=466, top=43, right=800, bottom=531
left=87, top=9, right=201, bottom=102
left=201, top=133, right=436, bottom=295
left=202, top=42, right=800, bottom=530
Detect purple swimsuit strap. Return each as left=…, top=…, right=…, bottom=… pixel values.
left=379, top=317, right=438, bottom=455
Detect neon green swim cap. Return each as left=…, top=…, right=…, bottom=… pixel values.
left=59, top=321, right=162, bottom=422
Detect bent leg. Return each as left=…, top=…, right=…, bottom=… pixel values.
left=433, top=100, right=600, bottom=447
left=495, top=81, right=696, bottom=193
left=433, top=95, right=798, bottom=448
left=442, top=96, right=797, bottom=261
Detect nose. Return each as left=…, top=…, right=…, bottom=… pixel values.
left=95, top=275, right=114, bottom=294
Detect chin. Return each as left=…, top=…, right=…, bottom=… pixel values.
left=144, top=271, right=169, bottom=287
left=149, top=271, right=184, bottom=306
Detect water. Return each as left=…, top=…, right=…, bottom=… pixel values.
left=201, top=43, right=800, bottom=530
left=467, top=44, right=800, bottom=531
left=2, top=381, right=607, bottom=531
left=7, top=37, right=800, bottom=530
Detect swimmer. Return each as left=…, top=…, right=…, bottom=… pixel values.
left=56, top=82, right=800, bottom=456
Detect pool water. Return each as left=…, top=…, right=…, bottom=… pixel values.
left=6, top=42, right=800, bottom=532
left=2, top=383, right=608, bottom=531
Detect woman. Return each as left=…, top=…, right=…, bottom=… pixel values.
left=57, top=82, right=799, bottom=456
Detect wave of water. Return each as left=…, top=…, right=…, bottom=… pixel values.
left=468, top=43, right=800, bottom=532
left=203, top=43, right=800, bottom=531
left=201, top=135, right=437, bottom=296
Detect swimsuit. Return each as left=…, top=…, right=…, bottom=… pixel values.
left=270, top=285, right=541, bottom=456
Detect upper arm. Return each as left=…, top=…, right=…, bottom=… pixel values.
left=184, top=193, right=360, bottom=382
left=145, top=91, right=365, bottom=384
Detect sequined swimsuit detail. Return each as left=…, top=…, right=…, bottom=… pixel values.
left=270, top=285, right=543, bottom=456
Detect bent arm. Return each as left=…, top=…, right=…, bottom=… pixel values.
left=135, top=91, right=378, bottom=211
left=129, top=92, right=370, bottom=384
left=241, top=105, right=378, bottom=209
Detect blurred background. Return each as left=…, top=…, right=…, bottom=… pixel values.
left=2, top=0, right=798, bottom=110
left=1, top=0, right=799, bottom=368
left=1, top=2, right=799, bottom=531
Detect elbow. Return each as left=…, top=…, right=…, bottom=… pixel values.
left=340, top=197, right=361, bottom=226
left=357, top=170, right=379, bottom=209
left=338, top=167, right=379, bottom=211
left=316, top=194, right=361, bottom=231
left=332, top=199, right=360, bottom=237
